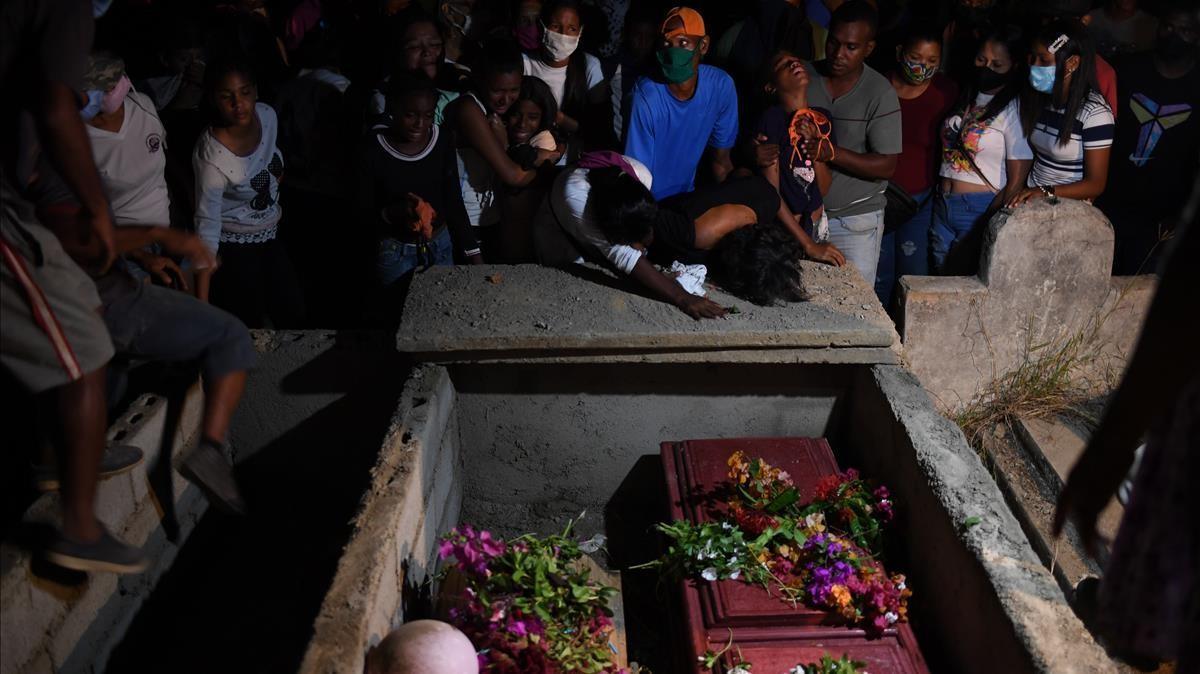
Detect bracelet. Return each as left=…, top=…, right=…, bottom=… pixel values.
left=1039, top=184, right=1055, bottom=198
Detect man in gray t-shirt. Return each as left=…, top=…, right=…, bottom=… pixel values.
left=802, top=0, right=901, bottom=284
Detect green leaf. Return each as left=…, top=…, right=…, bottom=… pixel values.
left=962, top=516, right=983, bottom=529
left=765, top=487, right=800, bottom=513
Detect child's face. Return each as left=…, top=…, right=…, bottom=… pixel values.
left=484, top=71, right=522, bottom=115
left=214, top=71, right=257, bottom=127
left=506, top=99, right=543, bottom=145
left=770, top=52, right=809, bottom=96
left=390, top=92, right=436, bottom=144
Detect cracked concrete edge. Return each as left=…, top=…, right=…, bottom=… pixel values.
left=407, top=346, right=901, bottom=366
left=298, top=365, right=454, bottom=674
left=870, top=365, right=1118, bottom=674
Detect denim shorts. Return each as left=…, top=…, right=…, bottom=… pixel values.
left=377, top=227, right=453, bottom=286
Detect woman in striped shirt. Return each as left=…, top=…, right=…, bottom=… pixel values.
left=1008, top=21, right=1114, bottom=207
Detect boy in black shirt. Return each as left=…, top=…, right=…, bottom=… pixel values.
left=358, top=73, right=479, bottom=286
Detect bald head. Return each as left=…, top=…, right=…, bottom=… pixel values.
left=366, top=620, right=478, bottom=674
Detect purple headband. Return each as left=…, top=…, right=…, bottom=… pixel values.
left=578, top=151, right=640, bottom=183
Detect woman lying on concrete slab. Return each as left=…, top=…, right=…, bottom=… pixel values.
left=534, top=151, right=805, bottom=317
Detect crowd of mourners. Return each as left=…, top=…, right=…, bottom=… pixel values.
left=1, top=0, right=1198, bottom=573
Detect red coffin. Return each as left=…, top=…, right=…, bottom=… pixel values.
left=660, top=437, right=930, bottom=674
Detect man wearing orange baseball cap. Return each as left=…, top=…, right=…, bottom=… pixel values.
left=624, top=6, right=739, bottom=202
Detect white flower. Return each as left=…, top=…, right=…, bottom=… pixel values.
left=578, top=533, right=607, bottom=553
left=787, top=666, right=806, bottom=674
left=701, top=567, right=718, bottom=581
left=729, top=569, right=741, bottom=580
left=885, top=611, right=899, bottom=624
left=729, top=668, right=751, bottom=674
left=804, top=513, right=825, bottom=528
left=896, top=581, right=906, bottom=591
left=721, top=521, right=734, bottom=530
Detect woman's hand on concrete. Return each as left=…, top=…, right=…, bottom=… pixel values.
left=675, top=294, right=727, bottom=320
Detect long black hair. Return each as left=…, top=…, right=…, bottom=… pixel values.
left=588, top=166, right=657, bottom=246
left=540, top=0, right=589, bottom=119
left=952, top=24, right=1034, bottom=135
left=1035, top=19, right=1098, bottom=147
left=710, top=223, right=807, bottom=307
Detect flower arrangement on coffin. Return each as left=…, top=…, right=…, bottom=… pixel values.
left=437, top=521, right=626, bottom=674
left=643, top=452, right=910, bottom=634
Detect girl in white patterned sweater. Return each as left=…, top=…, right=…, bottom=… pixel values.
left=192, top=58, right=305, bottom=327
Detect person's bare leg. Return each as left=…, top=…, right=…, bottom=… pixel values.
left=693, top=204, right=758, bottom=250
left=202, top=370, right=246, bottom=444
left=53, top=366, right=107, bottom=543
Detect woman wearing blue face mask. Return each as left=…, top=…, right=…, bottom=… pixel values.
left=1008, top=21, right=1114, bottom=207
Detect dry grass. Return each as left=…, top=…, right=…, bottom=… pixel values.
left=954, top=326, right=1102, bottom=448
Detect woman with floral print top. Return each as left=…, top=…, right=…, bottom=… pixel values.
left=932, top=24, right=1035, bottom=273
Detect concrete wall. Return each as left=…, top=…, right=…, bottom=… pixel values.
left=299, top=365, right=463, bottom=674
left=844, top=366, right=1114, bottom=674
left=1, top=384, right=207, bottom=674
left=304, top=360, right=1117, bottom=674
left=450, top=361, right=852, bottom=538
left=899, top=199, right=1155, bottom=410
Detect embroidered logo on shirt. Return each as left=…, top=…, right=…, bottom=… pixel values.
left=146, top=133, right=162, bottom=153
left=1128, top=94, right=1192, bottom=167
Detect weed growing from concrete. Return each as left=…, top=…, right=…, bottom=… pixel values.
left=953, top=326, right=1101, bottom=448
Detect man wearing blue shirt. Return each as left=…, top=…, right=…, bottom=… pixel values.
left=624, top=7, right=738, bottom=202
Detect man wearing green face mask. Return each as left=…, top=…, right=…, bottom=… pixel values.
left=624, top=6, right=739, bottom=202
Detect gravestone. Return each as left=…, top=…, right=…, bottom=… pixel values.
left=898, top=198, right=1156, bottom=410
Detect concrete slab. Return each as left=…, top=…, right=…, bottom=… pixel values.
left=397, top=262, right=899, bottom=362
left=1014, top=415, right=1124, bottom=545
left=899, top=199, right=1155, bottom=411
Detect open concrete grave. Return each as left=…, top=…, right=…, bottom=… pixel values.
left=4, top=201, right=1141, bottom=673
left=301, top=264, right=1116, bottom=674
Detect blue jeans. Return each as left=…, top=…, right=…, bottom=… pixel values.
left=875, top=188, right=933, bottom=307
left=930, top=191, right=994, bottom=272
left=377, top=227, right=453, bottom=286
left=827, top=209, right=886, bottom=284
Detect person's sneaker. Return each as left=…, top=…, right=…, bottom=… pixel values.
left=178, top=441, right=246, bottom=515
left=33, top=444, right=145, bottom=492
left=44, top=527, right=148, bottom=574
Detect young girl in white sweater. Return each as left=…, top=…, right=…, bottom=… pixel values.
left=193, top=58, right=304, bottom=327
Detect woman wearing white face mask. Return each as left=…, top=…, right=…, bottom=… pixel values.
left=521, top=0, right=612, bottom=162
left=1008, top=21, right=1114, bottom=207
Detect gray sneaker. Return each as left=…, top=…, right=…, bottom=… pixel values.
left=45, top=527, right=148, bottom=574
left=179, top=441, right=246, bottom=515
left=33, top=444, right=145, bottom=492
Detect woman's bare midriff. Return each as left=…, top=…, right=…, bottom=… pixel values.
left=942, top=178, right=995, bottom=195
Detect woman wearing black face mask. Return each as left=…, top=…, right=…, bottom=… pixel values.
left=931, top=25, right=1036, bottom=273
